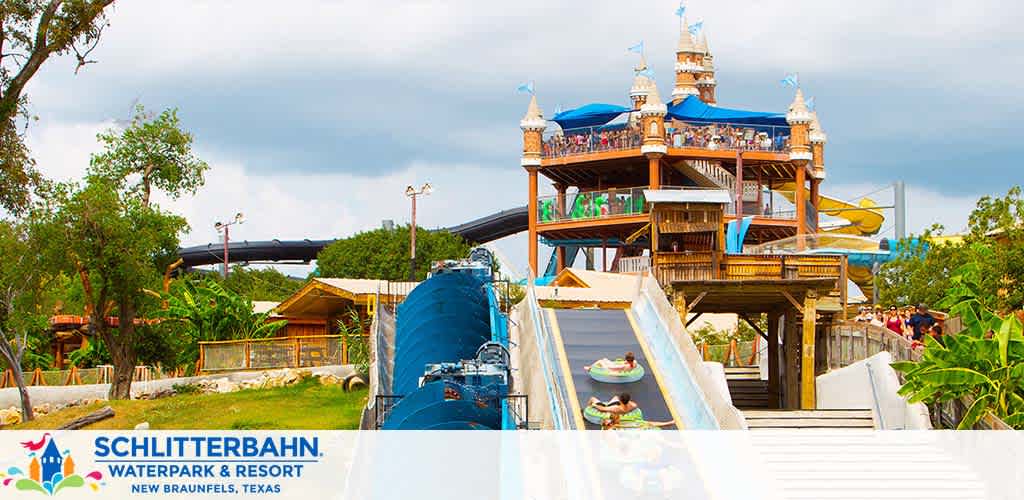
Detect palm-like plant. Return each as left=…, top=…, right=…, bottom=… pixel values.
left=892, top=260, right=1024, bottom=429
left=164, top=278, right=286, bottom=348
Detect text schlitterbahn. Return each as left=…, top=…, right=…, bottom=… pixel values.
left=95, top=435, right=321, bottom=495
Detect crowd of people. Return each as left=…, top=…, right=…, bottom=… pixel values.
left=855, top=303, right=940, bottom=347
left=668, top=123, right=787, bottom=152
left=542, top=126, right=643, bottom=158
left=541, top=121, right=789, bottom=158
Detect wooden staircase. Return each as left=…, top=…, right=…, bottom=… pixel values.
left=725, top=366, right=771, bottom=409
left=743, top=409, right=876, bottom=430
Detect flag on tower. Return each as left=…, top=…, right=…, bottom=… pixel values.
left=553, top=103, right=563, bottom=115
left=674, top=2, right=686, bottom=18
left=516, top=81, right=535, bottom=95
left=780, top=73, right=799, bottom=88
left=805, top=96, right=816, bottom=111
left=688, top=20, right=703, bottom=35
left=627, top=41, right=644, bottom=54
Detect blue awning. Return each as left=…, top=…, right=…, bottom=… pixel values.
left=666, top=96, right=788, bottom=127
left=551, top=103, right=631, bottom=130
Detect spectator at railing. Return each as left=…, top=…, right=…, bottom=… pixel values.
left=543, top=121, right=790, bottom=158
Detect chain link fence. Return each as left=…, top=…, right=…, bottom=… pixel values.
left=199, top=336, right=346, bottom=372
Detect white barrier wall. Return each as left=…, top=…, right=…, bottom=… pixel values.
left=816, top=351, right=932, bottom=430
left=630, top=275, right=747, bottom=430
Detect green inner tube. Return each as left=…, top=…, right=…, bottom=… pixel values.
left=588, top=359, right=645, bottom=384
left=583, top=405, right=643, bottom=426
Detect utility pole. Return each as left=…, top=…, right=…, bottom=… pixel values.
left=405, top=183, right=433, bottom=281
left=214, top=213, right=244, bottom=278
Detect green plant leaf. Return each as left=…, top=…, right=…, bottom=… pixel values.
left=957, top=394, right=994, bottom=430
left=917, top=368, right=992, bottom=388
left=889, top=361, right=918, bottom=373
left=1004, top=412, right=1024, bottom=428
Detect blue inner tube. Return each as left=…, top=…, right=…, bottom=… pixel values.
left=588, top=360, right=645, bottom=384
left=583, top=405, right=643, bottom=426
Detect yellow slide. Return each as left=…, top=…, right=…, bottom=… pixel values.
left=776, top=182, right=885, bottom=236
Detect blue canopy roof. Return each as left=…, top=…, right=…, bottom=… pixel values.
left=552, top=103, right=631, bottom=130
left=666, top=96, right=788, bottom=127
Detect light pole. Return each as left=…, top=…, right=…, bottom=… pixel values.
left=405, top=183, right=432, bottom=281
left=214, top=212, right=245, bottom=278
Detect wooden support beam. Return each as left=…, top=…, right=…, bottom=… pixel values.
left=801, top=291, right=818, bottom=409
left=784, top=313, right=799, bottom=409
left=780, top=290, right=803, bottom=312
left=740, top=313, right=768, bottom=341
left=688, top=291, right=708, bottom=311
left=685, top=312, right=704, bottom=328
left=767, top=312, right=780, bottom=409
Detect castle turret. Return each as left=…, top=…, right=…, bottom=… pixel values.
left=786, top=88, right=814, bottom=239
left=641, top=81, right=668, bottom=188
left=40, top=438, right=63, bottom=485
left=696, top=32, right=717, bottom=104
left=672, top=18, right=703, bottom=104
left=521, top=94, right=546, bottom=275
left=809, top=112, right=827, bottom=180
left=629, top=55, right=655, bottom=109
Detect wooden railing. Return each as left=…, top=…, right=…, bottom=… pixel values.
left=825, top=321, right=1013, bottom=430
left=617, top=255, right=651, bottom=274
left=653, top=253, right=843, bottom=284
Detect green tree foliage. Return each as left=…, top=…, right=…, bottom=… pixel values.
left=316, top=225, right=471, bottom=281
left=89, top=106, right=209, bottom=208
left=221, top=266, right=305, bottom=302
left=1, top=0, right=117, bottom=213
left=878, top=225, right=967, bottom=309
left=892, top=261, right=1024, bottom=429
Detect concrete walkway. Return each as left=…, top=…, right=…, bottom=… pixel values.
left=0, top=365, right=356, bottom=408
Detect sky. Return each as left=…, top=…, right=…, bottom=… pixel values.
left=19, top=0, right=1024, bottom=277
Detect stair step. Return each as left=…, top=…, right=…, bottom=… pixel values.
left=745, top=410, right=872, bottom=419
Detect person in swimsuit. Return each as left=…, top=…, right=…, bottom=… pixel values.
left=585, top=352, right=637, bottom=373
left=587, top=392, right=638, bottom=415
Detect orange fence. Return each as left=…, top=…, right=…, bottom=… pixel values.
left=0, top=365, right=163, bottom=388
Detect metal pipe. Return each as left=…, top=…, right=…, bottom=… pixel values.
left=893, top=181, right=906, bottom=240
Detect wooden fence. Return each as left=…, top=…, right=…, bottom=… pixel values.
left=825, top=321, right=1013, bottom=430
left=697, top=336, right=759, bottom=367
left=0, top=365, right=162, bottom=388
left=198, top=335, right=356, bottom=372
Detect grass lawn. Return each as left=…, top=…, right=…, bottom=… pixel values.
left=14, top=378, right=367, bottom=430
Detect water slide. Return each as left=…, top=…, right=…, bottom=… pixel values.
left=547, top=308, right=679, bottom=429
left=775, top=182, right=885, bottom=236
left=177, top=206, right=528, bottom=269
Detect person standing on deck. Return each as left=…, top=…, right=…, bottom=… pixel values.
left=907, top=304, right=936, bottom=342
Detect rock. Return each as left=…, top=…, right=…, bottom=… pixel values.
left=279, top=369, right=300, bottom=386
left=0, top=408, right=22, bottom=426
left=344, top=375, right=366, bottom=392
left=134, top=422, right=150, bottom=430
left=213, top=378, right=239, bottom=393
left=318, top=374, right=341, bottom=386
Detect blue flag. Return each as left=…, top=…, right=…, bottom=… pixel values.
left=780, top=73, right=799, bottom=88
left=805, top=96, right=816, bottom=111
left=627, top=41, right=644, bottom=54
left=674, top=3, right=686, bottom=17
left=688, top=20, right=703, bottom=35
left=516, top=81, right=535, bottom=95
left=636, top=68, right=655, bottom=79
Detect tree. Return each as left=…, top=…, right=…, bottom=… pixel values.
left=1, top=0, right=117, bottom=213
left=0, top=219, right=49, bottom=421
left=37, top=179, right=186, bottom=399
left=221, top=266, right=305, bottom=302
left=89, top=106, right=209, bottom=208
left=316, top=225, right=471, bottom=281
left=879, top=186, right=1024, bottom=313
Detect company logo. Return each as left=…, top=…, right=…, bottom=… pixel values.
left=2, top=433, right=103, bottom=496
